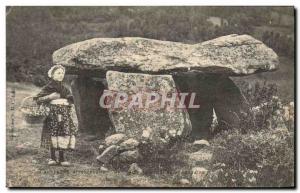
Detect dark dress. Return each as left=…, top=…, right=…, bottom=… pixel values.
left=35, top=80, right=77, bottom=150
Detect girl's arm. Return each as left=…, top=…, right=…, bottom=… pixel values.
left=34, top=81, right=59, bottom=104
left=36, top=92, right=61, bottom=104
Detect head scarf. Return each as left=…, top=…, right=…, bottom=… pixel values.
left=48, top=65, right=65, bottom=78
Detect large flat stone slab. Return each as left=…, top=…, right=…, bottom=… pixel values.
left=53, top=34, right=279, bottom=76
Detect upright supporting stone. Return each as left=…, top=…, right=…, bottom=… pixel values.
left=214, top=77, right=249, bottom=130
left=105, top=71, right=192, bottom=148
left=71, top=76, right=110, bottom=136
left=174, top=73, right=249, bottom=139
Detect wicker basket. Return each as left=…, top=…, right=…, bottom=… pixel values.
left=20, top=96, right=49, bottom=124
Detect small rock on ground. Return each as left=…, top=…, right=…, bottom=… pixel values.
left=119, top=138, right=140, bottom=151
left=193, top=139, right=210, bottom=148
left=96, top=145, right=119, bottom=164
left=179, top=178, right=191, bottom=185
left=100, top=166, right=109, bottom=172
left=128, top=163, right=143, bottom=175
left=119, top=150, right=140, bottom=163
left=105, top=133, right=126, bottom=146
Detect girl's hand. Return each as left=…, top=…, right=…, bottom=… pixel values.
left=36, top=92, right=61, bottom=103
left=50, top=98, right=69, bottom=105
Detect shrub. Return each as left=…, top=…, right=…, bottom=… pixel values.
left=204, top=128, right=294, bottom=187
left=236, top=81, right=293, bottom=132
left=202, top=81, right=295, bottom=187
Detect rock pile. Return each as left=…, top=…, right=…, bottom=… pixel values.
left=96, top=133, right=141, bottom=167
left=179, top=139, right=213, bottom=184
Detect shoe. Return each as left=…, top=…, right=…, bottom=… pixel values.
left=48, top=159, right=58, bottom=166
left=60, top=161, right=71, bottom=167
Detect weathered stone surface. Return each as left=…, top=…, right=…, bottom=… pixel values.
left=106, top=71, right=192, bottom=147
left=191, top=167, right=208, bottom=183
left=214, top=76, right=250, bottom=129
left=141, top=127, right=153, bottom=141
left=96, top=145, right=119, bottom=164
left=119, top=138, right=140, bottom=151
left=128, top=163, right=143, bottom=175
left=53, top=34, right=278, bottom=76
left=105, top=133, right=126, bottom=146
left=118, top=150, right=140, bottom=163
left=193, top=139, right=210, bottom=149
left=179, top=179, right=191, bottom=185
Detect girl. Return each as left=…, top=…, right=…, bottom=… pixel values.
left=34, top=65, right=78, bottom=166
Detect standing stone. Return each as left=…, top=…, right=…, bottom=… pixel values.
left=71, top=76, right=111, bottom=136
left=105, top=71, right=192, bottom=149
left=174, top=73, right=249, bottom=139
left=214, top=76, right=249, bottom=130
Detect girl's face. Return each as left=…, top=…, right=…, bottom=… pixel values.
left=52, top=68, right=65, bottom=81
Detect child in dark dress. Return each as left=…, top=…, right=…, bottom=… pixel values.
left=34, top=65, right=77, bottom=166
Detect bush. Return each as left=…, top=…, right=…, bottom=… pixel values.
left=236, top=81, right=293, bottom=133
left=201, top=81, right=295, bottom=187
left=204, top=128, right=294, bottom=187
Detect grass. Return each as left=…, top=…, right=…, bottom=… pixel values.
left=6, top=82, right=174, bottom=187
left=6, top=76, right=295, bottom=187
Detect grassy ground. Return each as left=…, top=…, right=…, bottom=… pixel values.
left=6, top=55, right=295, bottom=188
left=6, top=82, right=175, bottom=187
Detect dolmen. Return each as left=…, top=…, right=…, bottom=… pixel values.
left=52, top=34, right=279, bottom=142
